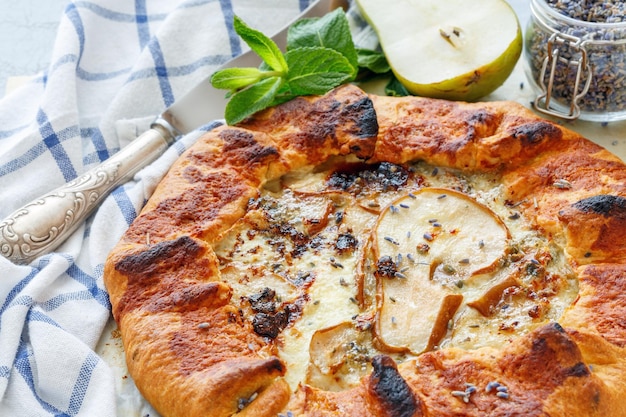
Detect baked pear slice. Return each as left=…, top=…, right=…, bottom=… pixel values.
left=372, top=188, right=510, bottom=354
left=306, top=321, right=373, bottom=391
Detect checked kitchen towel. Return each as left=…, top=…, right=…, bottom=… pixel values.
left=0, top=0, right=374, bottom=415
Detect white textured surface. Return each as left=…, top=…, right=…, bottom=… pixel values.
left=0, top=0, right=67, bottom=95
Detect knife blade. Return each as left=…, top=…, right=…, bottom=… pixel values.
left=0, top=0, right=339, bottom=264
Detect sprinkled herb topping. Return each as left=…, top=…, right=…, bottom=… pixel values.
left=486, top=381, right=500, bottom=392
left=217, top=158, right=578, bottom=395
left=553, top=178, right=573, bottom=189
left=451, top=390, right=468, bottom=400
left=238, top=392, right=258, bottom=410
left=327, top=162, right=409, bottom=193
left=486, top=381, right=511, bottom=399
left=505, top=199, right=526, bottom=208
left=451, top=383, right=477, bottom=403
left=384, top=236, right=400, bottom=245
left=443, top=264, right=456, bottom=275
left=330, top=257, right=344, bottom=269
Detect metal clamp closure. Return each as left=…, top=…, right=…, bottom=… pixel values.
left=534, top=32, right=593, bottom=120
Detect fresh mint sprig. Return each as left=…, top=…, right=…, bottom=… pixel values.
left=211, top=9, right=356, bottom=125
left=211, top=8, right=404, bottom=125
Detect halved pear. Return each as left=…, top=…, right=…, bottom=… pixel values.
left=356, top=0, right=522, bottom=101
left=373, top=188, right=509, bottom=354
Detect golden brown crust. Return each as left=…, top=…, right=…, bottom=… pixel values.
left=104, top=85, right=380, bottom=417
left=103, top=85, right=626, bottom=417
left=369, top=94, right=564, bottom=170
left=288, top=324, right=621, bottom=417
left=403, top=323, right=606, bottom=416
left=562, top=264, right=626, bottom=347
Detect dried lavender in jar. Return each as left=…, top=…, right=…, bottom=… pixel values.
left=526, top=0, right=626, bottom=117
left=546, top=0, right=626, bottom=24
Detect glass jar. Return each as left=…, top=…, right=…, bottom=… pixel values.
left=524, top=0, right=626, bottom=122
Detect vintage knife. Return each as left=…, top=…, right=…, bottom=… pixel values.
left=0, top=0, right=340, bottom=264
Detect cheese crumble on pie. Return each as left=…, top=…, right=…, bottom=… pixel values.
left=104, top=85, right=626, bottom=417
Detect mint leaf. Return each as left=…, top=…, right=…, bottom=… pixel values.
left=210, top=67, right=265, bottom=90
left=287, top=8, right=358, bottom=78
left=357, top=49, right=390, bottom=74
left=385, top=76, right=410, bottom=97
left=213, top=12, right=405, bottom=125
left=269, top=84, right=300, bottom=107
left=234, top=16, right=288, bottom=73
left=285, top=47, right=354, bottom=95
left=224, top=76, right=283, bottom=125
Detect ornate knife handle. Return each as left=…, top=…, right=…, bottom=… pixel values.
left=0, top=120, right=176, bottom=264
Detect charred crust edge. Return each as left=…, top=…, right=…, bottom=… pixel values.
left=115, top=235, right=202, bottom=276
left=512, top=121, right=562, bottom=145
left=342, top=96, right=379, bottom=139
left=370, top=355, right=419, bottom=417
left=573, top=195, right=626, bottom=218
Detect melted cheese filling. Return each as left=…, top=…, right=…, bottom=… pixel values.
left=213, top=159, right=578, bottom=391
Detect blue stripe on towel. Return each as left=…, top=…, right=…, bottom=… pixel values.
left=148, top=38, right=175, bottom=107
left=37, top=109, right=78, bottom=182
